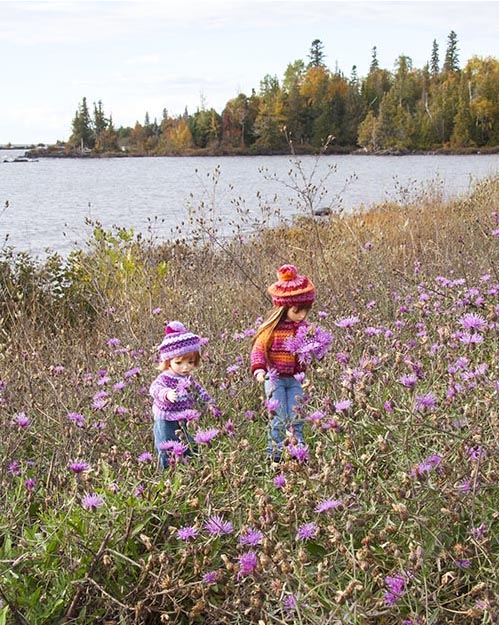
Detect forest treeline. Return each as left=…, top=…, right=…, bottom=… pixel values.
left=65, top=34, right=498, bottom=156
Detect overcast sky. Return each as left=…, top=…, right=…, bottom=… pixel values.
left=0, top=0, right=498, bottom=145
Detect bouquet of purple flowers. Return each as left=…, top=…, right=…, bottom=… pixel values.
left=284, top=324, right=333, bottom=366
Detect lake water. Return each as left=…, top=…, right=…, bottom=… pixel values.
left=0, top=150, right=497, bottom=257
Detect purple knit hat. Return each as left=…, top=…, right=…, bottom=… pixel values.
left=267, top=264, right=316, bottom=307
left=158, top=321, right=201, bottom=362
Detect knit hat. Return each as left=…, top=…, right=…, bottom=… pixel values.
left=158, top=321, right=201, bottom=362
left=267, top=264, right=316, bottom=307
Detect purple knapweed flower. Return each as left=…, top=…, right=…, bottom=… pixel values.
left=414, top=393, right=438, bottom=412
left=288, top=444, right=309, bottom=464
left=455, top=330, right=484, bottom=344
left=294, top=372, right=306, bottom=383
left=296, top=522, right=318, bottom=541
left=459, top=313, right=487, bottom=332
left=315, top=498, right=343, bottom=513
left=466, top=445, right=486, bottom=462
left=12, top=412, right=30, bottom=427
left=67, top=412, right=85, bottom=427
left=306, top=410, right=324, bottom=423
left=454, top=559, right=471, bottom=569
left=334, top=399, right=352, bottom=413
left=469, top=522, right=488, bottom=540
left=384, top=573, right=407, bottom=605
left=124, top=366, right=141, bottom=379
left=265, top=398, right=280, bottom=412
left=134, top=484, right=145, bottom=497
left=273, top=473, right=286, bottom=489
left=81, top=493, right=104, bottom=511
left=283, top=593, right=298, bottom=614
left=226, top=364, right=240, bottom=374
left=8, top=461, right=22, bottom=476
left=181, top=409, right=200, bottom=422
left=194, top=428, right=220, bottom=444
left=158, top=440, right=188, bottom=456
left=237, top=551, right=258, bottom=578
left=411, top=453, right=442, bottom=477
left=202, top=570, right=218, bottom=585
left=399, top=373, right=418, bottom=389
left=25, top=478, right=36, bottom=491
left=267, top=368, right=280, bottom=384
left=113, top=380, right=127, bottom=391
left=204, top=514, right=233, bottom=536
left=137, top=452, right=153, bottom=463
left=176, top=526, right=198, bottom=541
left=107, top=337, right=120, bottom=347
left=335, top=316, right=360, bottom=328
left=285, top=324, right=333, bottom=365
left=239, top=527, right=264, bottom=546
left=152, top=307, right=162, bottom=315
left=336, top=351, right=350, bottom=365
left=69, top=461, right=90, bottom=473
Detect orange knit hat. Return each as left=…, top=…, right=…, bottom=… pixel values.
left=267, top=264, right=315, bottom=307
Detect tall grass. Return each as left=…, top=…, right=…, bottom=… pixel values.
left=0, top=164, right=498, bottom=625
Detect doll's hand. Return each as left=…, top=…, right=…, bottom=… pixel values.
left=255, top=371, right=266, bottom=384
left=166, top=389, right=178, bottom=402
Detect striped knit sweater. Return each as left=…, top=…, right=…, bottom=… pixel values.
left=150, top=371, right=213, bottom=421
left=251, top=319, right=308, bottom=377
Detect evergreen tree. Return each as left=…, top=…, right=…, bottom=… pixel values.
left=443, top=30, right=460, bottom=72
left=370, top=46, right=379, bottom=71
left=93, top=101, right=107, bottom=136
left=308, top=39, right=326, bottom=68
left=430, top=39, right=440, bottom=76
left=70, top=97, right=94, bottom=149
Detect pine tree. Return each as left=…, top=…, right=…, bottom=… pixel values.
left=443, top=30, right=460, bottom=72
left=370, top=46, right=379, bottom=72
left=93, top=101, right=107, bottom=134
left=308, top=39, right=326, bottom=68
left=70, top=97, right=94, bottom=150
left=430, top=39, right=440, bottom=76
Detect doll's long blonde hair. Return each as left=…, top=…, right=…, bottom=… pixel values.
left=251, top=306, right=288, bottom=361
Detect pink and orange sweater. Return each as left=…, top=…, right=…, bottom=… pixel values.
left=251, top=319, right=308, bottom=377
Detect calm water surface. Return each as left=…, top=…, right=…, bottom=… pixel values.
left=0, top=151, right=497, bottom=256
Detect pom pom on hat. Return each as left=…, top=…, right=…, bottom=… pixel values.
left=165, top=320, right=186, bottom=335
left=268, top=264, right=315, bottom=307
left=159, top=321, right=201, bottom=361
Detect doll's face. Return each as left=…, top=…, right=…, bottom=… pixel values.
left=286, top=306, right=310, bottom=323
left=169, top=355, right=197, bottom=376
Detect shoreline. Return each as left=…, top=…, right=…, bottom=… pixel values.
left=23, top=145, right=500, bottom=159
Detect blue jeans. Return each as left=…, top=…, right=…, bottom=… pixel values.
left=153, top=419, right=195, bottom=469
left=264, top=376, right=305, bottom=459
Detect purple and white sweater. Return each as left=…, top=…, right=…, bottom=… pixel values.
left=150, top=371, right=214, bottom=421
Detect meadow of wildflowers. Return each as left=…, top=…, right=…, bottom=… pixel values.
left=0, top=171, right=498, bottom=624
